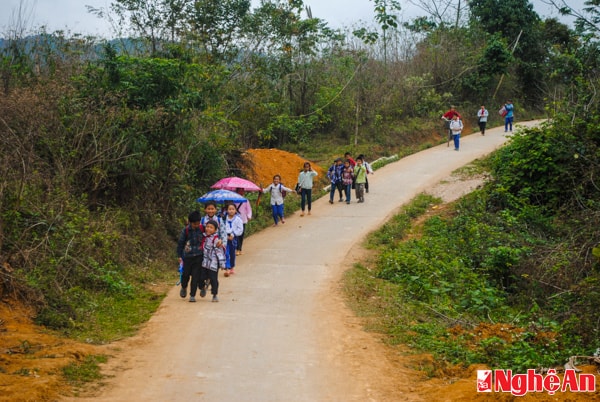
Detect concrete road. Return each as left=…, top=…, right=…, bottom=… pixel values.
left=68, top=121, right=542, bottom=402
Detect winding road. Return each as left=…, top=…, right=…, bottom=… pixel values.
left=65, top=121, right=542, bottom=402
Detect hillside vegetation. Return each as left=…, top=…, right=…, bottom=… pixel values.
left=349, top=115, right=600, bottom=372
left=1, top=0, right=599, bottom=393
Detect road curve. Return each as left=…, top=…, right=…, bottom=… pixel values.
left=65, top=121, right=542, bottom=402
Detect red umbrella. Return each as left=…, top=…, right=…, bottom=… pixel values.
left=210, top=177, right=261, bottom=192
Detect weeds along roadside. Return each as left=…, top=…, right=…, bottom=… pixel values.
left=342, top=184, right=590, bottom=377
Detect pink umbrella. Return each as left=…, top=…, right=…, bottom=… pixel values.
left=210, top=176, right=261, bottom=192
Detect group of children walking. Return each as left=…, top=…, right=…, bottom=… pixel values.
left=177, top=153, right=374, bottom=301
left=176, top=200, right=247, bottom=303
left=327, top=153, right=374, bottom=205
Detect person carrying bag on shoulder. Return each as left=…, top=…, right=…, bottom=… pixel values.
left=298, top=162, right=318, bottom=217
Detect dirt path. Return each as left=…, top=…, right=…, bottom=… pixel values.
left=63, top=122, right=543, bottom=402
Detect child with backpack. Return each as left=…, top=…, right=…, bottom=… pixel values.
left=262, top=174, right=296, bottom=226
left=449, top=114, right=463, bottom=151
left=198, top=220, right=226, bottom=302
left=176, top=211, right=204, bottom=302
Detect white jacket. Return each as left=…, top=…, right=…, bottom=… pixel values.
left=263, top=183, right=295, bottom=205
left=450, top=119, right=463, bottom=134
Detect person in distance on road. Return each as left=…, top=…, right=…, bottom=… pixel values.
left=477, top=105, right=489, bottom=135
left=327, top=158, right=345, bottom=203
left=449, top=114, right=464, bottom=151
left=357, top=154, right=374, bottom=193
left=341, top=160, right=354, bottom=204
left=353, top=157, right=368, bottom=203
left=344, top=152, right=356, bottom=167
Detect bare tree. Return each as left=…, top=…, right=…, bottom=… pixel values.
left=406, top=0, right=467, bottom=27
left=1, top=0, right=36, bottom=94
left=541, top=0, right=600, bottom=32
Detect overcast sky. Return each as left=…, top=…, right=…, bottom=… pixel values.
left=0, top=0, right=583, bottom=38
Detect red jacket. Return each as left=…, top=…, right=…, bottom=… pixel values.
left=442, top=110, right=461, bottom=120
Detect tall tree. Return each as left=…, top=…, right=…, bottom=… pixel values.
left=109, top=0, right=189, bottom=55
left=469, top=0, right=546, bottom=104
left=372, top=0, right=401, bottom=65
left=185, top=0, right=251, bottom=64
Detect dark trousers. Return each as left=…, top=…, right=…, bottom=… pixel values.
left=182, top=254, right=202, bottom=296
left=236, top=223, right=246, bottom=251
left=301, top=188, right=313, bottom=211
left=199, top=267, right=219, bottom=295
left=329, top=182, right=343, bottom=201
left=478, top=121, right=487, bottom=134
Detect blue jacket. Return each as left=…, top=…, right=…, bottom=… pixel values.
left=327, top=163, right=344, bottom=184
left=505, top=103, right=514, bottom=118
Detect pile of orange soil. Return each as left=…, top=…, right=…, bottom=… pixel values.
left=241, top=148, right=326, bottom=190
left=0, top=300, right=101, bottom=402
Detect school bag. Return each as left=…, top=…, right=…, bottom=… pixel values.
left=271, top=183, right=287, bottom=198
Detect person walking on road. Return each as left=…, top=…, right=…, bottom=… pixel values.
left=504, top=100, right=514, bottom=132
left=441, top=105, right=461, bottom=121
left=327, top=158, right=344, bottom=203
left=198, top=220, right=226, bottom=303
left=357, top=154, right=374, bottom=193
left=223, top=203, right=243, bottom=276
left=341, top=160, right=354, bottom=204
left=354, top=157, right=367, bottom=203
left=344, top=152, right=356, bottom=167
left=201, top=201, right=227, bottom=248
left=449, top=114, right=463, bottom=151
left=441, top=106, right=462, bottom=145
left=234, top=188, right=252, bottom=256
left=298, top=162, right=318, bottom=216
left=176, top=211, right=204, bottom=302
left=263, top=175, right=296, bottom=226
left=477, top=105, right=489, bottom=135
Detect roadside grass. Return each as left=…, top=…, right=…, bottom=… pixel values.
left=366, top=193, right=442, bottom=250
left=51, top=259, right=170, bottom=344
left=75, top=289, right=164, bottom=343
left=452, top=157, right=491, bottom=177
left=342, top=181, right=588, bottom=376
left=63, top=355, right=108, bottom=387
